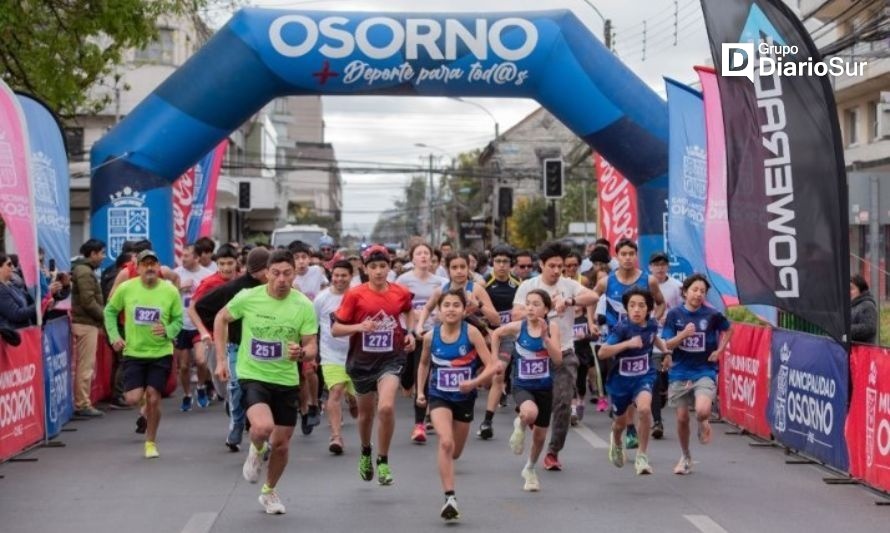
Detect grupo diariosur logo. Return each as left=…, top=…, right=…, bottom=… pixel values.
left=721, top=41, right=867, bottom=81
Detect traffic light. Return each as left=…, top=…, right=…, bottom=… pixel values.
left=238, top=181, right=251, bottom=210
left=543, top=159, right=564, bottom=199
left=498, top=187, right=513, bottom=218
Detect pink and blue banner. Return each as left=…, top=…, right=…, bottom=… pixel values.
left=172, top=140, right=227, bottom=264
left=665, top=77, right=724, bottom=310
left=17, top=94, right=71, bottom=272
left=0, top=79, right=39, bottom=288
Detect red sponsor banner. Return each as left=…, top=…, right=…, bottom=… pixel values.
left=89, top=332, right=114, bottom=405
left=595, top=153, right=638, bottom=246
left=847, top=344, right=890, bottom=492
left=718, top=323, right=772, bottom=439
left=171, top=166, right=198, bottom=266
left=0, top=327, right=45, bottom=461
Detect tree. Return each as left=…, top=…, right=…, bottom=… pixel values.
left=0, top=1, right=210, bottom=117
left=507, top=197, right=549, bottom=250
left=371, top=176, right=427, bottom=244
left=556, top=178, right=596, bottom=236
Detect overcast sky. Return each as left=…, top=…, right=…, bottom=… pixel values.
left=224, top=0, right=724, bottom=236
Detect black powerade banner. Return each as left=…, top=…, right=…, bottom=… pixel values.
left=700, top=0, right=850, bottom=344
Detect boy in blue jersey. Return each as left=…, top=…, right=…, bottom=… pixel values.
left=662, top=274, right=732, bottom=475
left=598, top=287, right=668, bottom=475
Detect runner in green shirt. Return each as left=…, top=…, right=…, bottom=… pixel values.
left=103, top=250, right=183, bottom=459
left=214, top=249, right=318, bottom=515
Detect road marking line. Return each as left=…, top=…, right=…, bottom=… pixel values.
left=573, top=424, right=609, bottom=449
left=181, top=512, right=218, bottom=533
left=684, top=514, right=728, bottom=533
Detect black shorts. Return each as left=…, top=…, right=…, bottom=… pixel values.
left=429, top=397, right=475, bottom=423
left=400, top=343, right=423, bottom=391
left=122, top=355, right=172, bottom=393
left=348, top=357, right=406, bottom=396
left=175, top=329, right=199, bottom=350
left=239, top=379, right=300, bottom=427
left=513, top=388, right=553, bottom=428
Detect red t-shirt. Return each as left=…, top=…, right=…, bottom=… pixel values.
left=334, top=282, right=413, bottom=372
left=192, top=273, right=229, bottom=304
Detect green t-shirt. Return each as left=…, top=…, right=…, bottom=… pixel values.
left=103, top=278, right=183, bottom=359
left=227, top=285, right=318, bottom=387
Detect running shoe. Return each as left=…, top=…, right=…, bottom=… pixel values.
left=608, top=432, right=625, bottom=468
left=635, top=453, right=653, bottom=475
left=698, top=419, right=712, bottom=445
left=411, top=423, right=427, bottom=444
left=74, top=407, right=104, bottom=417
left=135, top=415, right=147, bottom=434
left=196, top=388, right=209, bottom=408
left=652, top=421, right=664, bottom=440
left=226, top=424, right=244, bottom=453
left=521, top=465, right=540, bottom=492
left=499, top=392, right=508, bottom=408
left=673, top=454, right=692, bottom=475
left=243, top=443, right=266, bottom=483
left=258, top=490, right=286, bottom=514
left=477, top=419, right=493, bottom=440
left=180, top=396, right=192, bottom=412
left=306, top=405, right=321, bottom=427
left=543, top=452, right=562, bottom=471
left=425, top=414, right=435, bottom=432
left=570, top=405, right=579, bottom=427
left=576, top=403, right=585, bottom=422
left=377, top=460, right=394, bottom=486
left=347, top=394, right=359, bottom=419
left=108, top=397, right=131, bottom=410
left=509, top=416, right=526, bottom=455
left=300, top=411, right=314, bottom=436
left=329, top=436, right=344, bottom=455
left=625, top=427, right=639, bottom=450
left=359, top=452, right=374, bottom=481
left=440, top=495, right=460, bottom=521
left=596, top=397, right=609, bottom=412
left=144, top=441, right=159, bottom=459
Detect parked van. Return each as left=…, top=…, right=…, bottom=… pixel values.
left=270, top=224, right=328, bottom=249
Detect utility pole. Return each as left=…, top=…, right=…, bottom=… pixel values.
left=428, top=153, right=436, bottom=247
left=604, top=19, right=612, bottom=50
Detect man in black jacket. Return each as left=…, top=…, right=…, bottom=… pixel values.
left=851, top=274, right=878, bottom=344
left=193, top=247, right=270, bottom=451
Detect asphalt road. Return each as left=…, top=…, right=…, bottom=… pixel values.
left=1, top=393, right=888, bottom=533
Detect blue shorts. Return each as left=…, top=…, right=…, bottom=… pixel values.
left=606, top=372, right=656, bottom=416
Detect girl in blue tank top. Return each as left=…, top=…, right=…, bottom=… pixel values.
left=418, top=252, right=500, bottom=329
left=491, top=289, right=562, bottom=492
left=416, top=288, right=498, bottom=521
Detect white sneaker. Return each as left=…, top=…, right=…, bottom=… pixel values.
left=440, top=495, right=460, bottom=521
left=243, top=443, right=265, bottom=483
left=258, top=490, right=286, bottom=514
left=673, top=454, right=692, bottom=475
left=521, top=465, right=540, bottom=492
left=509, top=417, right=526, bottom=455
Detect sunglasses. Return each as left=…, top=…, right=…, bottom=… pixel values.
left=516, top=264, right=533, bottom=269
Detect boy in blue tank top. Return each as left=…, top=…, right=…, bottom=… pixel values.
left=662, top=274, right=731, bottom=475
left=598, top=287, right=669, bottom=475
left=416, top=288, right=498, bottom=522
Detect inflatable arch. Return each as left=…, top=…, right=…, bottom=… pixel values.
left=91, top=8, right=668, bottom=264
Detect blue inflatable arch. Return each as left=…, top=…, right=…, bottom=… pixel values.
left=91, top=8, right=668, bottom=264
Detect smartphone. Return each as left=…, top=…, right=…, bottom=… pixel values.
left=48, top=258, right=56, bottom=272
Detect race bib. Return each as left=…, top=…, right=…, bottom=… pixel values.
left=134, top=306, right=161, bottom=325
left=183, top=296, right=192, bottom=309
left=573, top=322, right=589, bottom=340
left=250, top=339, right=283, bottom=360
left=362, top=330, right=394, bottom=352
left=435, top=367, right=472, bottom=392
left=499, top=310, right=512, bottom=325
left=619, top=354, right=650, bottom=377
left=413, top=299, right=427, bottom=311
left=518, top=357, right=550, bottom=380
left=680, top=332, right=706, bottom=353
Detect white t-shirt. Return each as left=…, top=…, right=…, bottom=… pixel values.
left=293, top=265, right=329, bottom=301
left=396, top=270, right=448, bottom=331
left=659, top=277, right=683, bottom=310
left=313, top=288, right=349, bottom=365
left=386, top=270, right=397, bottom=283
left=513, top=276, right=587, bottom=352
left=435, top=265, right=448, bottom=279
left=202, top=261, right=218, bottom=273
left=174, top=265, right=213, bottom=331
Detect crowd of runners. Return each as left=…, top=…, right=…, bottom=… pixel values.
left=91, top=234, right=731, bottom=520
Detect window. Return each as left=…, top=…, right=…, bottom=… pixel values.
left=870, top=101, right=879, bottom=141
left=134, top=28, right=175, bottom=65
left=63, top=127, right=84, bottom=161
left=846, top=107, right=860, bottom=146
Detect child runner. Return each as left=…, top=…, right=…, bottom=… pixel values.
left=493, top=289, right=562, bottom=492
left=416, top=288, right=499, bottom=521
left=598, top=287, right=668, bottom=475
left=662, top=273, right=732, bottom=475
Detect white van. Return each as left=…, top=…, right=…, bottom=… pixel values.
left=270, top=224, right=328, bottom=249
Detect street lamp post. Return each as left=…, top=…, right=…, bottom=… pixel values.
left=579, top=0, right=613, bottom=50
left=416, top=143, right=452, bottom=247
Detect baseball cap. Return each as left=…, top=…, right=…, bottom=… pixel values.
left=649, top=251, right=669, bottom=264
left=136, top=250, right=159, bottom=263
left=361, top=244, right=390, bottom=263
left=319, top=235, right=335, bottom=248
